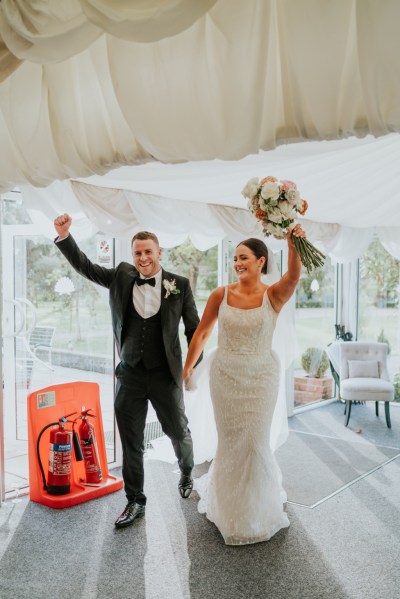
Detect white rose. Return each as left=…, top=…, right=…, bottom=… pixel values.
left=263, top=222, right=278, bottom=236
left=259, top=196, right=278, bottom=210
left=279, top=200, right=294, bottom=219
left=285, top=188, right=301, bottom=206
left=241, top=177, right=259, bottom=199
left=267, top=207, right=284, bottom=224
left=248, top=197, right=260, bottom=212
left=260, top=182, right=280, bottom=201
left=295, top=195, right=304, bottom=210
left=263, top=222, right=286, bottom=239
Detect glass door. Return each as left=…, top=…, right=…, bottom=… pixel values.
left=2, top=225, right=118, bottom=497
left=294, top=257, right=337, bottom=408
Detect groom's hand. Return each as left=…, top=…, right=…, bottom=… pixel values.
left=54, top=213, right=72, bottom=240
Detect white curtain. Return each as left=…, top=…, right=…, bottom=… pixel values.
left=19, top=179, right=400, bottom=264
left=2, top=1, right=400, bottom=191
left=0, top=0, right=216, bottom=68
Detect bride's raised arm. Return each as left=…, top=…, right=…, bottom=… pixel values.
left=268, top=224, right=304, bottom=313
left=183, top=286, right=224, bottom=386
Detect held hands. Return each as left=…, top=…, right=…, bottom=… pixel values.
left=183, top=367, right=193, bottom=391
left=54, top=213, right=72, bottom=240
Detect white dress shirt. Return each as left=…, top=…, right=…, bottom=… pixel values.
left=132, top=269, right=163, bottom=318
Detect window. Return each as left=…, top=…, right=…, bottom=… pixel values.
left=161, top=239, right=218, bottom=357
left=294, top=257, right=337, bottom=407
left=2, top=222, right=116, bottom=495
left=358, top=237, right=400, bottom=379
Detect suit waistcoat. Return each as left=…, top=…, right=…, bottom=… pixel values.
left=121, top=302, right=168, bottom=370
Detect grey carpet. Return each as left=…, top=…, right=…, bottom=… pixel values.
left=276, top=430, right=400, bottom=507
left=2, top=401, right=400, bottom=599
left=289, top=400, right=400, bottom=450
left=2, top=455, right=400, bottom=599
left=0, top=462, right=350, bottom=599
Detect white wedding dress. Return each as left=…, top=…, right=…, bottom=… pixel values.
left=196, top=286, right=289, bottom=545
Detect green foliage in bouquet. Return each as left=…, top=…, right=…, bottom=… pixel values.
left=301, top=347, right=330, bottom=378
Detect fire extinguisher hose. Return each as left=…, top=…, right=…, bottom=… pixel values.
left=36, top=422, right=59, bottom=491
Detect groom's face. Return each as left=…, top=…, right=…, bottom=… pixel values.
left=132, top=238, right=162, bottom=278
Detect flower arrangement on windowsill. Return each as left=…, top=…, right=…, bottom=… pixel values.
left=241, top=176, right=325, bottom=273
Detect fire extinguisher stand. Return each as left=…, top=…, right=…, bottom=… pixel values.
left=28, top=381, right=123, bottom=508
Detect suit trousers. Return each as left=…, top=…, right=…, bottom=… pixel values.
left=114, top=360, right=194, bottom=504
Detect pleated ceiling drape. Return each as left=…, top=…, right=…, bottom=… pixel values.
left=1, top=0, right=400, bottom=191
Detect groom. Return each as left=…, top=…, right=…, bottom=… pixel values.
left=54, top=214, right=201, bottom=528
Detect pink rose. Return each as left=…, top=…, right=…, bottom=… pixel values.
left=281, top=180, right=297, bottom=192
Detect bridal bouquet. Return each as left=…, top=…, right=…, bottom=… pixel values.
left=241, top=176, right=325, bottom=273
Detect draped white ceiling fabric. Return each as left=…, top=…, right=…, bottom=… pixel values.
left=1, top=0, right=400, bottom=191
left=18, top=133, right=400, bottom=262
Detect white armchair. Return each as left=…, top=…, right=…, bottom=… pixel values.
left=340, top=342, right=394, bottom=427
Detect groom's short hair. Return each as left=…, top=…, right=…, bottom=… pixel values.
left=131, top=231, right=160, bottom=247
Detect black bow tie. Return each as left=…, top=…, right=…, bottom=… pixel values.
left=136, top=277, right=156, bottom=287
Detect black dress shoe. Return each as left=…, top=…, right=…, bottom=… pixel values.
left=178, top=474, right=193, bottom=498
left=114, top=501, right=145, bottom=528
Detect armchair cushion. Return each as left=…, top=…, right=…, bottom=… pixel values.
left=348, top=359, right=379, bottom=379
left=341, top=378, right=394, bottom=402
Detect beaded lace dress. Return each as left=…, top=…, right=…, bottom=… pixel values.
left=195, top=286, right=290, bottom=545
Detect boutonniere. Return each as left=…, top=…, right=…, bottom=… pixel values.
left=163, top=278, right=180, bottom=299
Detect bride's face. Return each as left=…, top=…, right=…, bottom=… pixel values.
left=234, top=245, right=264, bottom=279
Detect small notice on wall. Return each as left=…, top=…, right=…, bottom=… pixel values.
left=97, top=240, right=113, bottom=266
left=37, top=391, right=56, bottom=409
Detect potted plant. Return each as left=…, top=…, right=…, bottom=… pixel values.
left=295, top=347, right=332, bottom=405
left=301, top=347, right=330, bottom=378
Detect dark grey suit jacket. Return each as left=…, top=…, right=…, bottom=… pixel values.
left=55, top=235, right=200, bottom=386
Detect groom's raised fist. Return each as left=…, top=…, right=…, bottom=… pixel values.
left=54, top=213, right=72, bottom=240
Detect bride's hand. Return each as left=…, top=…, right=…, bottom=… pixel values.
left=288, top=224, right=306, bottom=246
left=183, top=367, right=193, bottom=390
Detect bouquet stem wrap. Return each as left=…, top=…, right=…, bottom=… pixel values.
left=241, top=176, right=325, bottom=273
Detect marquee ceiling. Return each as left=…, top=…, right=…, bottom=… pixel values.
left=1, top=0, right=400, bottom=196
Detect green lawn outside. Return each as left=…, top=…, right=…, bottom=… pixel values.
left=35, top=299, right=113, bottom=355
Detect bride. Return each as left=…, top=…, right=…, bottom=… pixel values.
left=182, top=226, right=304, bottom=545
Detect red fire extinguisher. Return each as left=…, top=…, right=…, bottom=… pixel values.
left=36, top=412, right=84, bottom=495
left=77, top=407, right=103, bottom=484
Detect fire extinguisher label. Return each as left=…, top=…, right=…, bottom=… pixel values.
left=53, top=443, right=72, bottom=451
left=48, top=443, right=72, bottom=474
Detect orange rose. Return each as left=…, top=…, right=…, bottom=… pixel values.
left=255, top=208, right=267, bottom=220
left=259, top=176, right=278, bottom=185
left=298, top=199, right=308, bottom=215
